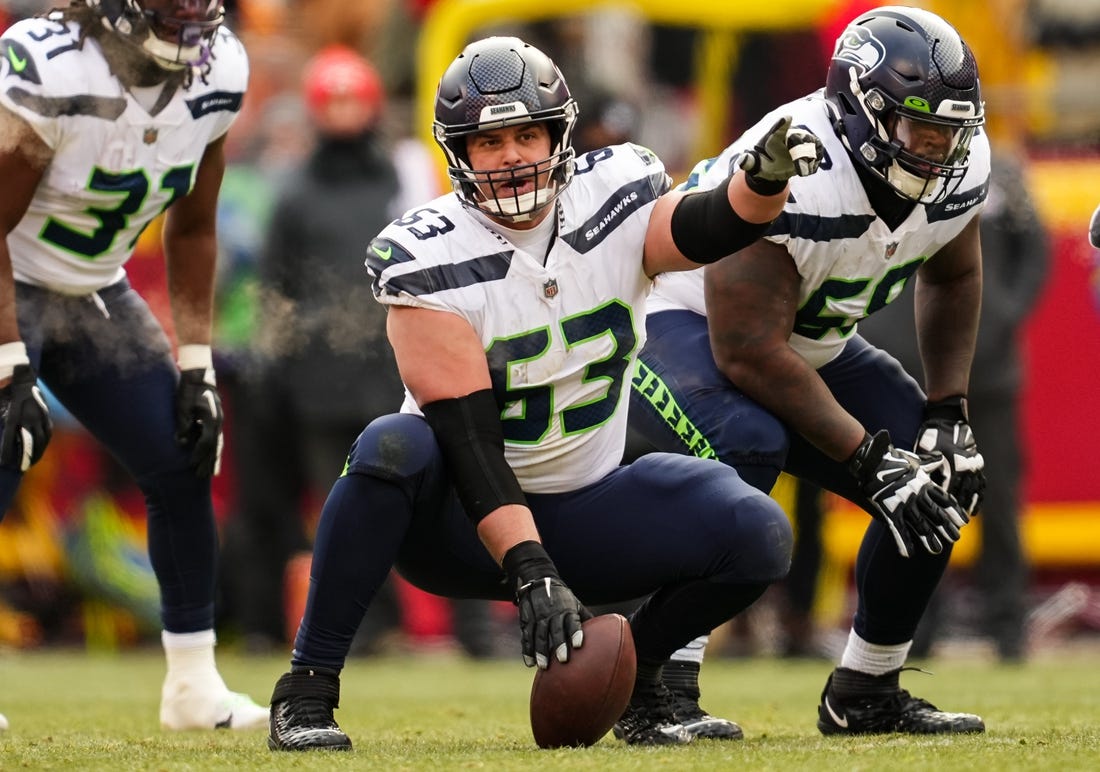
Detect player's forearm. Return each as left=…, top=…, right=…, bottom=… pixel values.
left=164, top=235, right=217, bottom=346
left=477, top=504, right=543, bottom=565
left=718, top=345, right=866, bottom=461
left=915, top=272, right=980, bottom=401
left=0, top=245, right=20, bottom=343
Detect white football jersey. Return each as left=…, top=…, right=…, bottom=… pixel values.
left=0, top=17, right=248, bottom=294
left=368, top=144, right=672, bottom=493
left=651, top=89, right=990, bottom=368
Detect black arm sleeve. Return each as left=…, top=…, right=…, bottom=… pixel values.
left=420, top=388, right=527, bottom=523
left=669, top=176, right=776, bottom=264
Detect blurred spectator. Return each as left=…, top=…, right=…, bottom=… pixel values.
left=859, top=152, right=1051, bottom=661
left=219, top=45, right=402, bottom=652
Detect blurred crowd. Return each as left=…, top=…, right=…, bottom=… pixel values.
left=0, top=0, right=1097, bottom=661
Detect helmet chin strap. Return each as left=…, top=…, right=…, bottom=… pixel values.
left=886, top=164, right=941, bottom=203
left=480, top=188, right=556, bottom=223
left=141, top=33, right=201, bottom=70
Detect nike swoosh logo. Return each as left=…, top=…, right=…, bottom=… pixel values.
left=7, top=46, right=27, bottom=73
left=876, top=467, right=905, bottom=483
left=824, top=696, right=848, bottom=728
left=371, top=244, right=392, bottom=260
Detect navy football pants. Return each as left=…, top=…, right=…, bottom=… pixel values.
left=629, top=309, right=953, bottom=645
left=0, top=279, right=218, bottom=633
left=292, top=412, right=794, bottom=670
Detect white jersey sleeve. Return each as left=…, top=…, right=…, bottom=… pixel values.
left=651, top=90, right=990, bottom=368
left=0, top=18, right=248, bottom=294
left=366, top=143, right=670, bottom=493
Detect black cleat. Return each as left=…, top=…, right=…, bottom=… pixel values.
left=670, top=693, right=744, bottom=740
left=613, top=681, right=693, bottom=746
left=663, top=661, right=743, bottom=740
left=268, top=668, right=352, bottom=751
left=817, top=667, right=985, bottom=736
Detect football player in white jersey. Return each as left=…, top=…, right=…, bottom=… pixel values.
left=0, top=1, right=267, bottom=730
left=630, top=7, right=988, bottom=736
left=266, top=36, right=824, bottom=751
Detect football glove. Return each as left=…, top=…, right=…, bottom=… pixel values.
left=737, top=115, right=824, bottom=194
left=916, top=396, right=986, bottom=517
left=0, top=364, right=52, bottom=472
left=174, top=367, right=223, bottom=477
left=502, top=540, right=592, bottom=669
left=848, top=430, right=969, bottom=558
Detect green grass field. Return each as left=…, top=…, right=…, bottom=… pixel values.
left=1, top=645, right=1098, bottom=770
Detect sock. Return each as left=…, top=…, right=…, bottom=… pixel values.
left=663, top=660, right=701, bottom=701
left=667, top=635, right=708, bottom=665
left=631, top=660, right=665, bottom=703
left=162, top=629, right=226, bottom=690
left=839, top=629, right=911, bottom=675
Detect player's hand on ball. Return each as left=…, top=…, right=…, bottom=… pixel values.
left=503, top=540, right=593, bottom=669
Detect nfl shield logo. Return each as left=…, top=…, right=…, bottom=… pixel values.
left=884, top=242, right=899, bottom=259
left=143, top=127, right=158, bottom=145
left=542, top=278, right=559, bottom=299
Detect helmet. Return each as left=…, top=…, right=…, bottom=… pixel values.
left=433, top=37, right=578, bottom=223
left=87, top=0, right=224, bottom=70
left=825, top=6, right=983, bottom=202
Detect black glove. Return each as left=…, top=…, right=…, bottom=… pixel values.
left=174, top=367, right=223, bottom=477
left=0, top=364, right=52, bottom=471
left=915, top=396, right=986, bottom=517
left=502, top=540, right=592, bottom=669
left=737, top=115, right=824, bottom=195
left=848, top=430, right=969, bottom=558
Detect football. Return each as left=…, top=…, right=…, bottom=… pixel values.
left=529, top=613, right=636, bottom=748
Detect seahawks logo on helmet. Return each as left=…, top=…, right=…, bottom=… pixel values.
left=832, top=26, right=885, bottom=75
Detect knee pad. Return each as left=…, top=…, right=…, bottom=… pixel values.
left=345, top=413, right=442, bottom=482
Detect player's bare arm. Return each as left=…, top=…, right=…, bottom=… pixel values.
left=0, top=106, right=49, bottom=346
left=704, top=239, right=866, bottom=461
left=914, top=216, right=983, bottom=401
left=164, top=133, right=227, bottom=347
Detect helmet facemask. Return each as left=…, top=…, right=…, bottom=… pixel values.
left=435, top=103, right=577, bottom=224
left=846, top=69, right=981, bottom=203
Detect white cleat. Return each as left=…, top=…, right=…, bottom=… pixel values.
left=0, top=711, right=9, bottom=731
left=161, top=679, right=269, bottom=731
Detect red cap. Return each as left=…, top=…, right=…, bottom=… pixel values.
left=302, top=45, right=384, bottom=118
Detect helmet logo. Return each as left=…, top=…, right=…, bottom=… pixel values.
left=904, top=96, right=931, bottom=113
left=833, top=26, right=885, bottom=75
